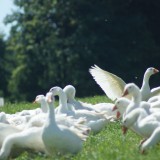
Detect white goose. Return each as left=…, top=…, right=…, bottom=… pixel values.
left=113, top=96, right=160, bottom=119
left=0, top=112, right=33, bottom=128
left=50, top=86, right=112, bottom=133
left=122, top=83, right=160, bottom=117
left=0, top=123, right=22, bottom=148
left=49, top=86, right=107, bottom=120
left=0, top=127, right=46, bottom=160
left=12, top=96, right=45, bottom=117
left=24, top=95, right=88, bottom=132
left=112, top=97, right=130, bottom=119
left=63, top=85, right=118, bottom=119
left=63, top=85, right=95, bottom=111
left=122, top=83, right=142, bottom=115
left=33, top=95, right=48, bottom=113
left=89, top=65, right=159, bottom=101
left=42, top=92, right=88, bottom=155
left=122, top=107, right=160, bottom=139
left=119, top=83, right=155, bottom=137
left=16, top=108, right=42, bottom=116
left=0, top=112, right=9, bottom=124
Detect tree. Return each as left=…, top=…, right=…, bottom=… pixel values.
left=4, top=0, right=160, bottom=101
left=0, top=34, right=7, bottom=96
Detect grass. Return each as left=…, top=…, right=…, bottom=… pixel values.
left=1, top=95, right=160, bottom=160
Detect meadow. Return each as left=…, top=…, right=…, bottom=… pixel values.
left=0, top=95, right=160, bottom=160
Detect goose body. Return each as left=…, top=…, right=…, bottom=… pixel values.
left=122, top=83, right=142, bottom=115
left=50, top=86, right=107, bottom=119
left=0, top=123, right=22, bottom=148
left=50, top=86, right=111, bottom=133
left=16, top=108, right=42, bottom=116
left=140, top=127, right=160, bottom=153
left=89, top=65, right=159, bottom=101
left=42, top=92, right=88, bottom=155
left=64, top=85, right=118, bottom=118
left=0, top=127, right=45, bottom=160
left=112, top=97, right=130, bottom=118
left=122, top=107, right=160, bottom=138
left=25, top=95, right=88, bottom=131
left=0, top=112, right=9, bottom=124
left=120, top=83, right=160, bottom=137
left=63, top=85, right=97, bottom=111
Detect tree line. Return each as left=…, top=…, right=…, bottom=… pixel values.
left=0, top=0, right=160, bottom=102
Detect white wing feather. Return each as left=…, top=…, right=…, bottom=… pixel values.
left=151, top=87, right=160, bottom=97
left=89, top=65, right=126, bottom=101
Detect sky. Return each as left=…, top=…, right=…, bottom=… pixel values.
left=0, top=0, right=16, bottom=38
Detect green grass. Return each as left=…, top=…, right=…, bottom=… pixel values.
left=1, top=95, right=160, bottom=160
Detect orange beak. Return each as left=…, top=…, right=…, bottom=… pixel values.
left=33, top=100, right=36, bottom=103
left=122, top=89, right=129, bottom=97
left=112, top=105, right=118, bottom=111
left=140, top=149, right=145, bottom=154
left=116, top=111, right=121, bottom=119
left=154, top=68, right=159, bottom=74
left=47, top=94, right=54, bottom=103
left=122, top=126, right=128, bottom=135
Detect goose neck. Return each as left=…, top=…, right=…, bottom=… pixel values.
left=40, top=100, right=48, bottom=113
left=47, top=102, right=56, bottom=125
left=58, top=90, right=68, bottom=109
left=126, top=109, right=146, bottom=127
left=141, top=73, right=150, bottom=90
left=132, top=92, right=141, bottom=103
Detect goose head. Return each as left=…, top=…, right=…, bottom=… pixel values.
left=122, top=83, right=140, bottom=97
left=45, top=92, right=55, bottom=104
left=63, top=85, right=76, bottom=101
left=112, top=98, right=130, bottom=118
left=49, top=86, right=63, bottom=96
left=113, top=98, right=130, bottom=111
left=34, top=95, right=45, bottom=103
left=145, top=67, right=159, bottom=77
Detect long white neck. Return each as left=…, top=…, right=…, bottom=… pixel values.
left=118, top=99, right=130, bottom=116
left=63, top=85, right=76, bottom=104
left=57, top=89, right=69, bottom=113
left=141, top=72, right=151, bottom=100
left=132, top=88, right=141, bottom=104
left=40, top=100, right=48, bottom=113
left=47, top=101, right=56, bottom=125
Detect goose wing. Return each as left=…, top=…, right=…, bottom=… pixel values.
left=151, top=87, right=160, bottom=97
left=89, top=65, right=126, bottom=101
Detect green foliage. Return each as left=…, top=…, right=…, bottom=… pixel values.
left=0, top=34, right=7, bottom=96
left=1, top=95, right=160, bottom=160
left=2, top=0, right=160, bottom=101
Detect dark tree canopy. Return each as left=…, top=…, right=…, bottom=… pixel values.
left=1, top=0, right=160, bottom=101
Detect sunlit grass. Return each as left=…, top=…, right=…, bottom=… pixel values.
left=0, top=95, right=160, bottom=160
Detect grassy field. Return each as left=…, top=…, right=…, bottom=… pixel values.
left=0, top=95, right=160, bottom=160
